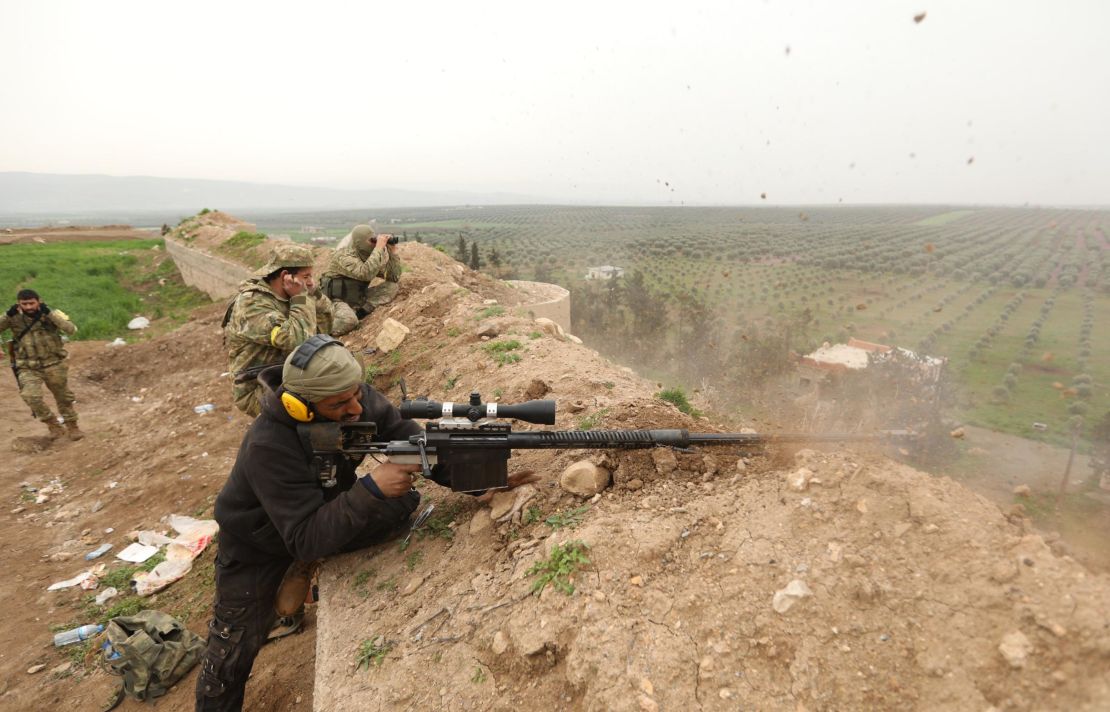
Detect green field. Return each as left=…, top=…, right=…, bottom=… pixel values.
left=0, top=239, right=210, bottom=340
left=251, top=205, right=1109, bottom=449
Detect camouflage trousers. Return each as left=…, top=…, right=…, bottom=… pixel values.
left=231, top=380, right=263, bottom=418
left=17, top=361, right=77, bottom=423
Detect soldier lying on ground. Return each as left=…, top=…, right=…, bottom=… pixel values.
left=223, top=243, right=357, bottom=417
left=320, top=224, right=403, bottom=319
left=1, top=288, right=83, bottom=440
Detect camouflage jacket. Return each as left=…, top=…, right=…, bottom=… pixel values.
left=313, top=289, right=358, bottom=337
left=0, top=308, right=77, bottom=369
left=322, top=243, right=402, bottom=284
left=225, top=278, right=318, bottom=378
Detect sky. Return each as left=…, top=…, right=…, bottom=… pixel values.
left=1, top=0, right=1108, bottom=205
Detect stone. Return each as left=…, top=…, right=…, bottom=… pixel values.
left=734, top=459, right=747, bottom=474
left=375, top=318, right=411, bottom=353
left=469, top=509, right=493, bottom=535
left=786, top=467, right=814, bottom=491
left=702, top=455, right=719, bottom=476
left=489, top=491, right=518, bottom=521
left=772, top=579, right=813, bottom=614
left=989, top=559, right=1019, bottom=583
left=625, top=479, right=644, bottom=492
left=402, top=574, right=427, bottom=596
left=651, top=449, right=678, bottom=475
left=950, top=427, right=965, bottom=439
left=27, top=664, right=46, bottom=674
left=638, top=696, right=659, bottom=712
left=998, top=631, right=1033, bottom=668
left=492, top=630, right=509, bottom=655
left=91, top=500, right=104, bottom=513
left=1012, top=484, right=1032, bottom=497
left=566, top=334, right=583, bottom=344
left=476, top=317, right=513, bottom=338
left=534, top=317, right=565, bottom=339
left=629, top=575, right=643, bottom=587
left=560, top=460, right=611, bottom=497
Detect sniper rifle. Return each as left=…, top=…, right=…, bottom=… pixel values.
left=302, top=390, right=911, bottom=492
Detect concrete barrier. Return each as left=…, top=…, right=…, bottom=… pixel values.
left=164, top=237, right=252, bottom=300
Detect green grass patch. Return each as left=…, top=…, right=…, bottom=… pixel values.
left=483, top=339, right=523, bottom=366
left=577, top=408, right=610, bottom=431
left=0, top=239, right=209, bottom=340
left=375, top=576, right=398, bottom=592
left=405, top=550, right=424, bottom=571
left=527, top=540, right=590, bottom=595
left=477, top=305, right=505, bottom=319
left=355, top=636, right=393, bottom=670
left=545, top=505, right=590, bottom=530
left=656, top=387, right=703, bottom=417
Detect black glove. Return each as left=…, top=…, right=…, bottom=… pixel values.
left=5, top=305, right=17, bottom=317
left=39, top=304, right=51, bottom=315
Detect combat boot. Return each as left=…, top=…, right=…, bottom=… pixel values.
left=65, top=422, right=84, bottom=441
left=46, top=420, right=65, bottom=439
left=274, top=560, right=319, bottom=617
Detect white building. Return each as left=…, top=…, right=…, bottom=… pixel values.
left=586, top=265, right=625, bottom=280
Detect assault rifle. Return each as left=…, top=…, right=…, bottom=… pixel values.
left=233, top=361, right=283, bottom=384
left=302, top=390, right=911, bottom=492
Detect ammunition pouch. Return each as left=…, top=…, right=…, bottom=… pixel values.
left=322, top=275, right=368, bottom=308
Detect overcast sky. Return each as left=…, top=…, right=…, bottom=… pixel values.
left=1, top=0, right=1107, bottom=205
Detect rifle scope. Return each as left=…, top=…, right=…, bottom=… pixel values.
left=400, top=392, right=556, bottom=425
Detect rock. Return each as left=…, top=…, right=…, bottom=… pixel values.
left=702, top=455, right=719, bottom=476
left=401, top=574, right=427, bottom=596
left=48, top=551, right=74, bottom=562
left=127, top=316, right=150, bottom=330
left=475, top=317, right=513, bottom=338
left=489, top=491, right=518, bottom=521
left=950, top=427, right=965, bottom=439
left=492, top=631, right=509, bottom=655
left=734, top=459, right=747, bottom=474
left=638, top=696, right=658, bottom=712
left=524, top=379, right=549, bottom=400
left=11, top=506, right=26, bottom=514
left=629, top=575, right=643, bottom=587
left=560, top=460, right=611, bottom=497
left=566, top=334, right=583, bottom=344
left=1012, top=484, right=1032, bottom=497
left=772, top=579, right=813, bottom=614
left=49, top=662, right=72, bottom=676
left=639, top=678, right=654, bottom=695
left=91, top=500, right=104, bottom=513
left=651, top=449, right=678, bottom=475
left=375, top=318, right=411, bottom=353
left=998, top=631, right=1033, bottom=668
left=785, top=467, right=814, bottom=491
left=27, top=664, right=46, bottom=674
left=625, top=478, right=644, bottom=492
left=469, top=510, right=493, bottom=535
left=534, top=317, right=565, bottom=339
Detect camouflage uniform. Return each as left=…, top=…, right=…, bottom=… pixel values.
left=225, top=244, right=319, bottom=417
left=321, top=224, right=403, bottom=314
left=0, top=306, right=79, bottom=426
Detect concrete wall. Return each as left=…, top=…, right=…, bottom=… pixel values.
left=508, top=280, right=571, bottom=332
left=164, top=237, right=251, bottom=300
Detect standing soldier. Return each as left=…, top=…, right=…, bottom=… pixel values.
left=225, top=243, right=357, bottom=417
left=1, top=289, right=83, bottom=440
left=320, top=224, right=403, bottom=318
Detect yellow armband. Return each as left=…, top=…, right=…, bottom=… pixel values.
left=270, top=325, right=282, bottom=346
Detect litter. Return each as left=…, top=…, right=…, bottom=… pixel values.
left=95, top=587, right=119, bottom=606
left=127, top=316, right=150, bottom=330
left=193, top=404, right=216, bottom=415
left=107, top=337, right=127, bottom=347
left=117, top=542, right=159, bottom=563
left=130, top=515, right=219, bottom=596
left=48, top=571, right=96, bottom=591
left=85, top=543, right=113, bottom=560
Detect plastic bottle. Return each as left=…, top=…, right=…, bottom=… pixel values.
left=53, top=623, right=104, bottom=647
left=193, top=403, right=216, bottom=415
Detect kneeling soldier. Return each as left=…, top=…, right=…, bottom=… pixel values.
left=196, top=338, right=454, bottom=711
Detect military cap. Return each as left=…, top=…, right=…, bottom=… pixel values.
left=257, top=242, right=316, bottom=276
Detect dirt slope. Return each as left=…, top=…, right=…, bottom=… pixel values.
left=3, top=237, right=1108, bottom=711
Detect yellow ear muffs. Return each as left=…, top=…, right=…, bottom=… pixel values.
left=281, top=391, right=314, bottom=422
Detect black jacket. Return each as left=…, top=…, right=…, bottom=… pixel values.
left=214, top=368, right=441, bottom=564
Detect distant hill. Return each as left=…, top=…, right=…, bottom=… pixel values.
left=0, top=172, right=538, bottom=217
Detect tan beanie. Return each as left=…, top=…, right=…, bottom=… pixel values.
left=282, top=339, right=363, bottom=402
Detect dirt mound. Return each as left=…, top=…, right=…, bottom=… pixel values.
left=4, top=230, right=1109, bottom=711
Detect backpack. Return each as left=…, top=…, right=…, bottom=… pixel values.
left=101, top=610, right=206, bottom=708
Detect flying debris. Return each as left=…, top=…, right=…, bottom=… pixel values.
left=760, top=192, right=767, bottom=200
left=967, top=156, right=975, bottom=165
left=914, top=12, right=927, bottom=23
